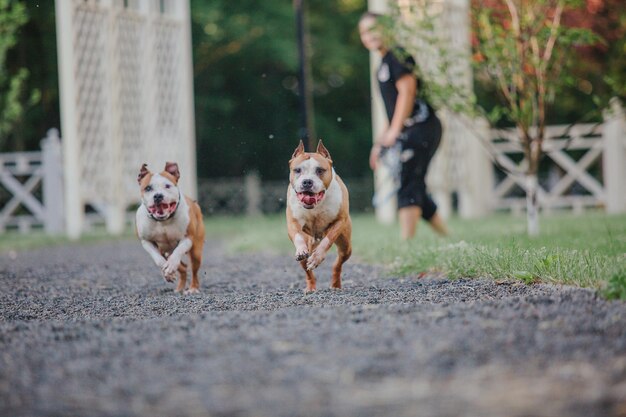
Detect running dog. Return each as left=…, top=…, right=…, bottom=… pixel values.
left=136, top=162, right=205, bottom=294
left=286, top=140, right=352, bottom=292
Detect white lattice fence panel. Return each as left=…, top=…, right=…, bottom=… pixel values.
left=56, top=0, right=196, bottom=237
left=148, top=17, right=186, bottom=169
left=74, top=3, right=114, bottom=204
left=114, top=11, right=148, bottom=202
left=0, top=152, right=44, bottom=232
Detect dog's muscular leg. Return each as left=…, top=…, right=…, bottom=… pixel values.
left=306, top=218, right=348, bottom=271
left=306, top=237, right=330, bottom=271
left=185, top=245, right=203, bottom=294
left=300, top=259, right=317, bottom=292
left=294, top=232, right=310, bottom=261
left=331, top=233, right=352, bottom=289
left=141, top=240, right=173, bottom=282
left=175, top=261, right=187, bottom=293
left=162, top=237, right=192, bottom=277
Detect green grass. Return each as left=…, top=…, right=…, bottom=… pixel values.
left=204, top=211, right=626, bottom=297
left=1, top=212, right=624, bottom=298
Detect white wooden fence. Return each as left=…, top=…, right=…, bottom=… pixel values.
left=487, top=99, right=626, bottom=215
left=0, top=111, right=624, bottom=235
left=491, top=124, right=604, bottom=214
left=0, top=129, right=64, bottom=234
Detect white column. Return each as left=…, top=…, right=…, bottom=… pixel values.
left=178, top=0, right=198, bottom=199
left=103, top=0, right=126, bottom=235
left=603, top=98, right=626, bottom=214
left=177, top=0, right=198, bottom=198
left=55, top=0, right=83, bottom=239
left=368, top=0, right=396, bottom=224
left=245, top=171, right=262, bottom=216
left=40, top=128, right=65, bottom=235
left=459, top=117, right=494, bottom=218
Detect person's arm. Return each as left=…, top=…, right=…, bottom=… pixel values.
left=378, top=74, right=416, bottom=147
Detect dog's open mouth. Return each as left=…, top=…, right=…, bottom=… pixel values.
left=148, top=202, right=178, bottom=219
left=297, top=190, right=325, bottom=208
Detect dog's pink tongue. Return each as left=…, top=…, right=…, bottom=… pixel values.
left=150, top=203, right=172, bottom=216
left=302, top=194, right=317, bottom=205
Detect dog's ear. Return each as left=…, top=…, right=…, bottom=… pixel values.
left=137, top=163, right=150, bottom=184
left=316, top=139, right=332, bottom=163
left=290, top=140, right=305, bottom=161
left=164, top=162, right=180, bottom=182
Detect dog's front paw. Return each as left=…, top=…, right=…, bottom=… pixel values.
left=162, top=258, right=179, bottom=281
left=161, top=257, right=180, bottom=276
left=306, top=249, right=325, bottom=270
left=158, top=261, right=176, bottom=282
left=162, top=270, right=176, bottom=283
left=295, top=249, right=309, bottom=262
left=184, top=287, right=200, bottom=295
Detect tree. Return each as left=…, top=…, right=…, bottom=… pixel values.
left=0, top=0, right=39, bottom=149
left=474, top=0, right=602, bottom=235
left=387, top=0, right=604, bottom=235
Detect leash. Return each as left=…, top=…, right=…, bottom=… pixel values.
left=371, top=142, right=402, bottom=208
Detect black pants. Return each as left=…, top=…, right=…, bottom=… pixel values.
left=397, top=114, right=442, bottom=220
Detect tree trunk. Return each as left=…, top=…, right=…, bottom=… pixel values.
left=525, top=173, right=540, bottom=236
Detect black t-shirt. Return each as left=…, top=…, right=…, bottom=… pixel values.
left=377, top=49, right=429, bottom=123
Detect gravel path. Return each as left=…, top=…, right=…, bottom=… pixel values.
left=1, top=239, right=625, bottom=417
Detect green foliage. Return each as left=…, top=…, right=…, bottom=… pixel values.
left=472, top=1, right=607, bottom=130
left=385, top=2, right=480, bottom=117
left=604, top=271, right=626, bottom=300
left=0, top=0, right=40, bottom=147
left=384, top=0, right=611, bottom=133
left=0, top=0, right=27, bottom=70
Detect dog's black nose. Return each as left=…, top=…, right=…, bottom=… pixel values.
left=154, top=193, right=164, bottom=204
left=301, top=179, right=313, bottom=189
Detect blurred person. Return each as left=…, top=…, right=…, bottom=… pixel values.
left=359, top=11, right=448, bottom=240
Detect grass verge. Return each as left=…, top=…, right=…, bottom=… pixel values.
left=206, top=211, right=626, bottom=298
left=0, top=228, right=135, bottom=254
left=1, top=212, right=624, bottom=298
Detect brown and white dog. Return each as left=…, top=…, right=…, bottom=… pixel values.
left=135, top=162, right=205, bottom=294
left=286, top=140, right=352, bottom=292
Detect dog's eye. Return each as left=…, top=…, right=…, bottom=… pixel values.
left=144, top=185, right=153, bottom=192
left=165, top=184, right=171, bottom=189
left=316, top=167, right=326, bottom=176
left=293, top=168, right=301, bottom=174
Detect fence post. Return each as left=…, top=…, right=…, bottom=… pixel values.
left=41, top=128, right=65, bottom=234
left=55, top=0, right=83, bottom=239
left=603, top=98, right=626, bottom=214
left=245, top=171, right=262, bottom=216
left=459, top=117, right=493, bottom=218
left=367, top=0, right=396, bottom=224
